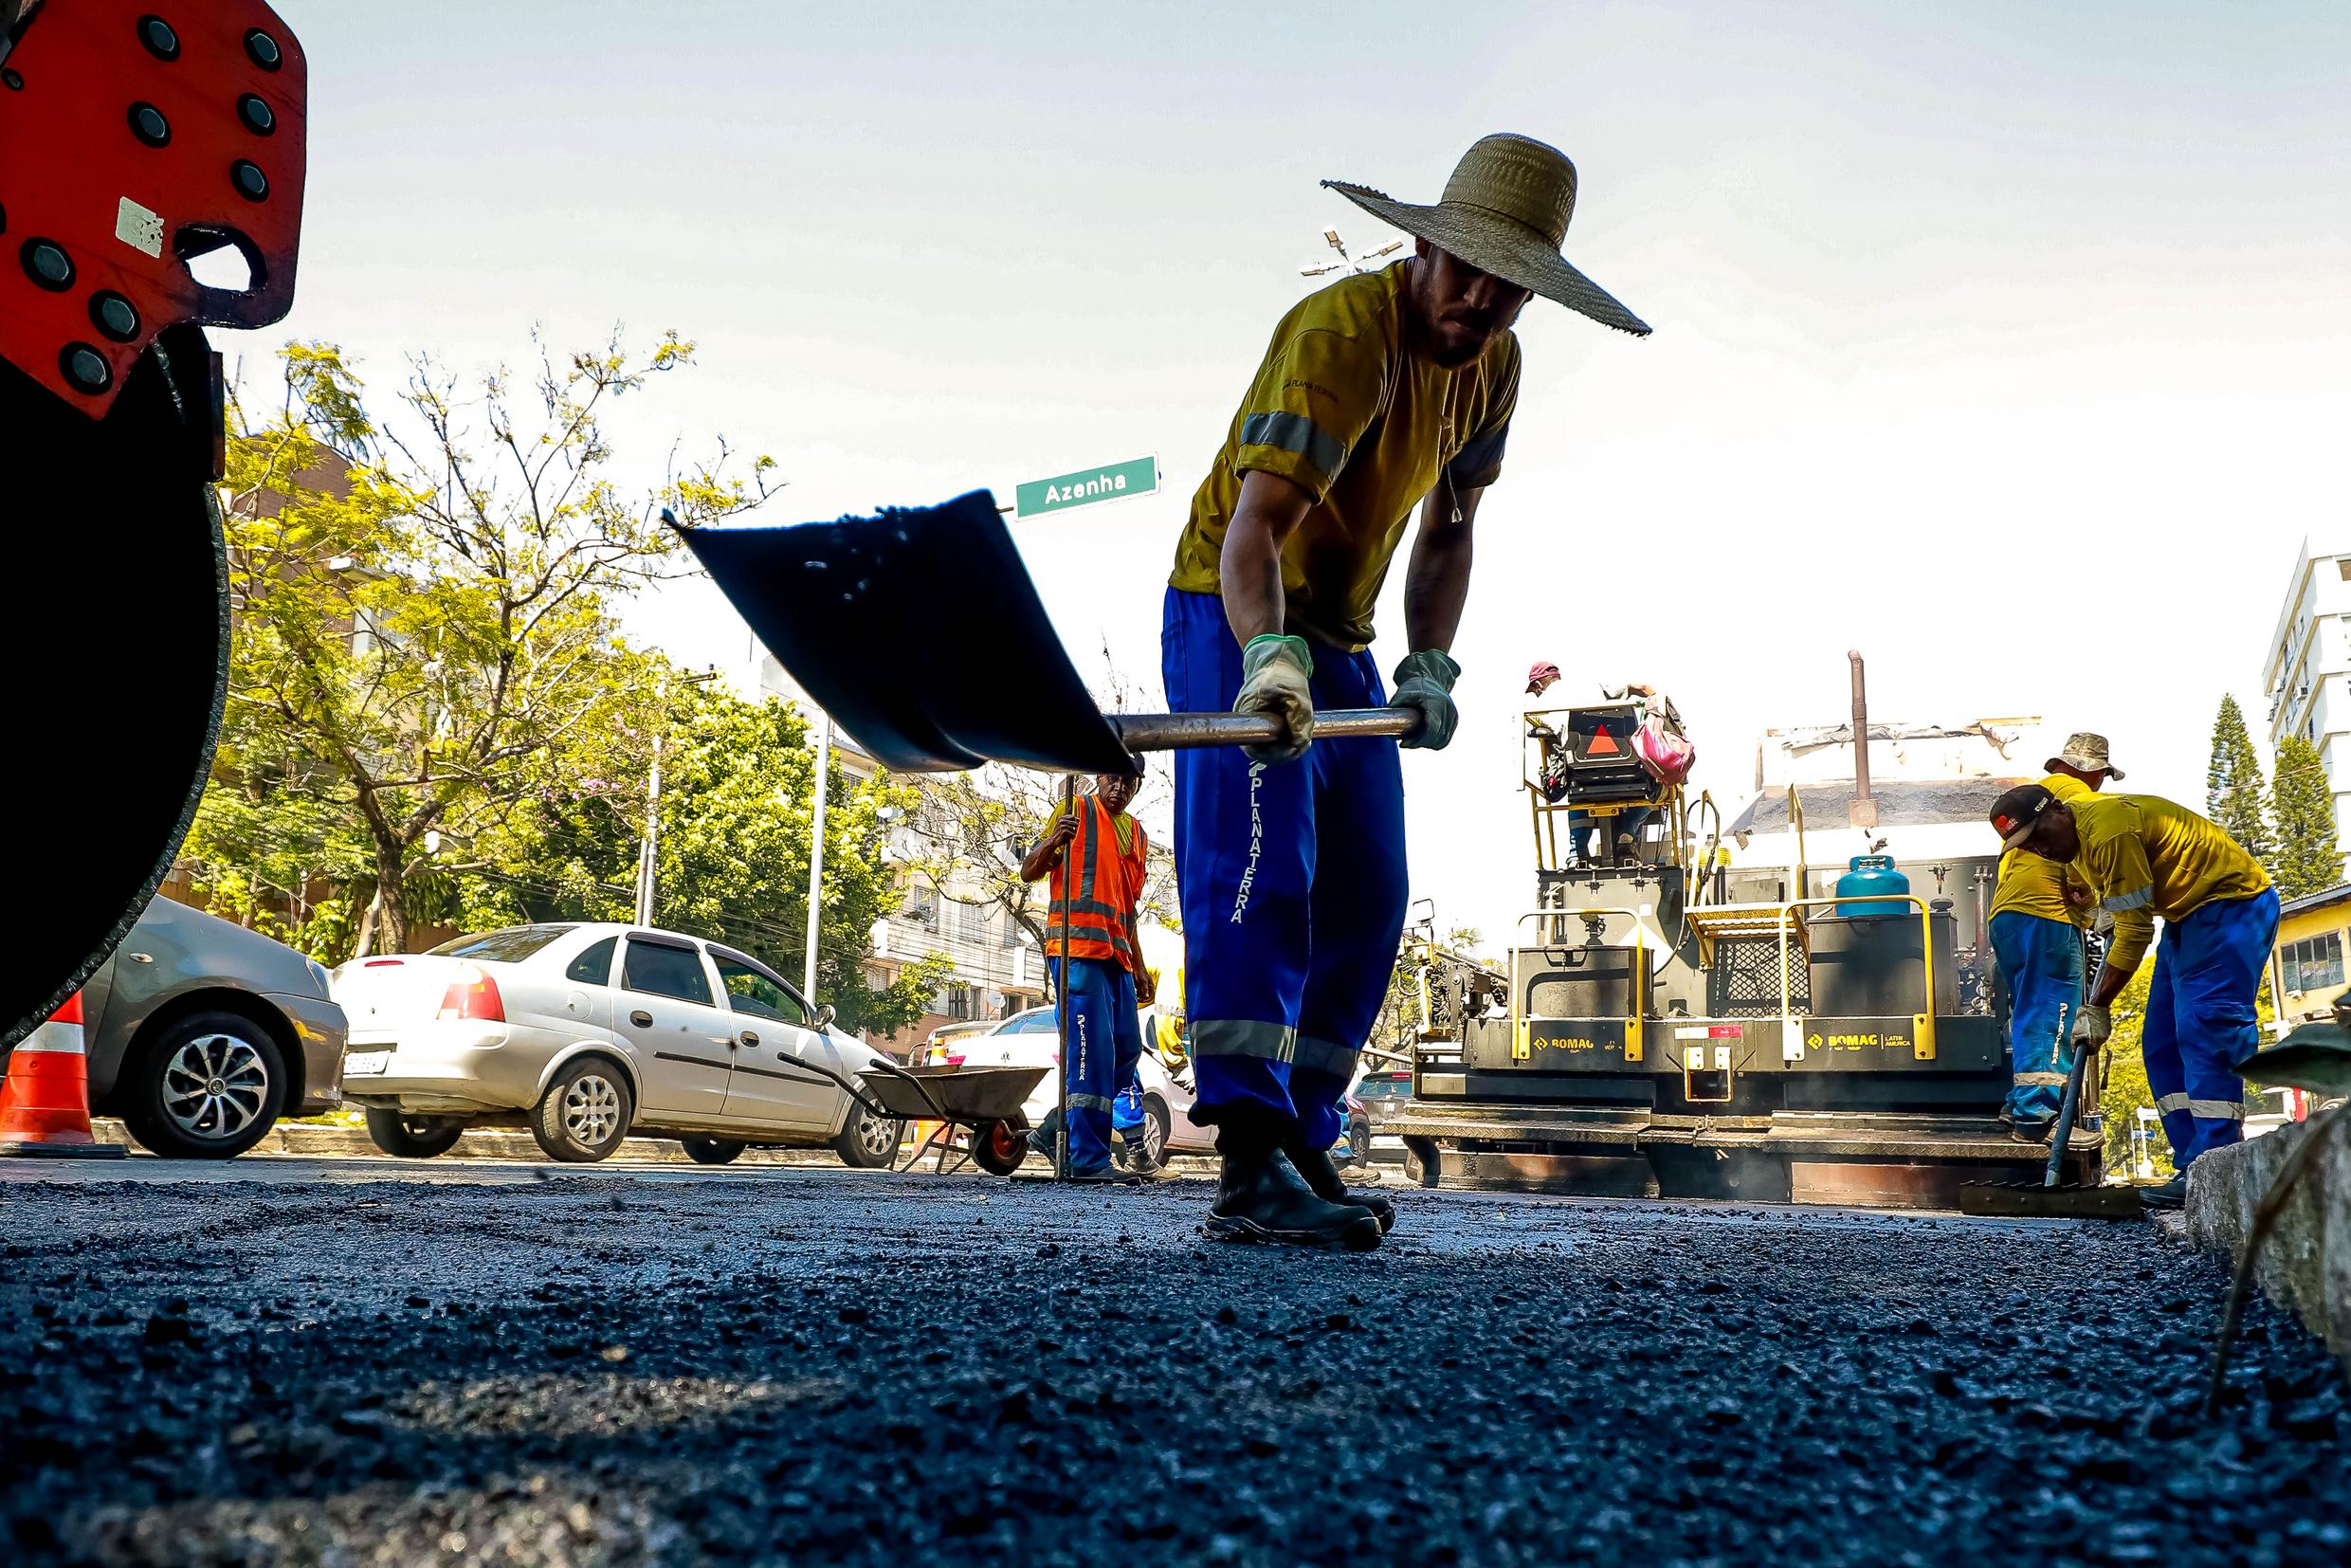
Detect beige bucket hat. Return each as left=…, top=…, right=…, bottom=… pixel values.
left=1323, top=133, right=1649, bottom=337
left=2046, top=732, right=2125, bottom=781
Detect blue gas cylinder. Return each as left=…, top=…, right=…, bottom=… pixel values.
left=1834, top=854, right=1910, bottom=919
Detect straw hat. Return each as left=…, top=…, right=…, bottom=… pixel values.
left=1323, top=134, right=1649, bottom=337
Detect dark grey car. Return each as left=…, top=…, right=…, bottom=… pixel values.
left=75, top=896, right=348, bottom=1158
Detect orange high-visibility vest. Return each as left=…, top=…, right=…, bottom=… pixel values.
left=1044, top=795, right=1147, bottom=972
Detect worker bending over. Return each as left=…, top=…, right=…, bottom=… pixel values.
left=1987, top=735, right=2122, bottom=1138
left=1989, top=779, right=2276, bottom=1209
left=1163, top=133, right=1648, bottom=1248
left=1021, top=763, right=1155, bottom=1182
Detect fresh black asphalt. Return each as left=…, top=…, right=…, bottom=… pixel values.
left=1, top=1164, right=2345, bottom=1565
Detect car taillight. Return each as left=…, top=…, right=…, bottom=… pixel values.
left=364, top=958, right=404, bottom=968
left=944, top=1052, right=967, bottom=1067
left=436, top=964, right=504, bottom=1022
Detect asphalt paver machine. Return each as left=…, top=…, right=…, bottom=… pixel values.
left=0, top=2, right=309, bottom=1048
left=1391, top=690, right=2104, bottom=1209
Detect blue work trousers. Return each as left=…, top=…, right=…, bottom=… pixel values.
left=1989, top=911, right=2084, bottom=1122
left=1054, top=956, right=1142, bottom=1173
left=2141, top=889, right=2277, bottom=1169
left=1161, top=587, right=1409, bottom=1150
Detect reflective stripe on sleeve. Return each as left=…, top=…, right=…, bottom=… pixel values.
left=1447, top=425, right=1509, bottom=483
left=1241, top=410, right=1347, bottom=479
left=1194, top=1018, right=1298, bottom=1065
left=1067, top=1093, right=1119, bottom=1113
left=2103, top=885, right=2155, bottom=912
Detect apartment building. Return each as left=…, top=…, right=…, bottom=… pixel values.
left=2263, top=543, right=2351, bottom=865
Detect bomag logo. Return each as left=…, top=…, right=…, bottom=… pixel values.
left=1826, top=1031, right=1882, bottom=1049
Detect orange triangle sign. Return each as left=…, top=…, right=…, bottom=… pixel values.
left=1588, top=725, right=1620, bottom=756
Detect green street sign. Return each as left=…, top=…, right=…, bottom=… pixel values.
left=1014, top=455, right=1159, bottom=519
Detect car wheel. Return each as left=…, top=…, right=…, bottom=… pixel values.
left=1141, top=1093, right=1172, bottom=1167
left=529, top=1056, right=633, bottom=1162
left=831, top=1099, right=902, bottom=1169
left=363, top=1108, right=464, bottom=1159
left=682, top=1136, right=746, bottom=1166
left=969, top=1119, right=1028, bottom=1176
left=119, top=1011, right=288, bottom=1159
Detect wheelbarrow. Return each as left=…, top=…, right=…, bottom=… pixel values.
left=857, top=1061, right=1050, bottom=1177
left=668, top=488, right=1421, bottom=773
left=764, top=1047, right=1050, bottom=1177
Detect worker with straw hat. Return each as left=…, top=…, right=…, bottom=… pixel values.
left=1161, top=133, right=1648, bottom=1249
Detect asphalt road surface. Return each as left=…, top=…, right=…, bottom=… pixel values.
left=3, top=1158, right=2347, bottom=1566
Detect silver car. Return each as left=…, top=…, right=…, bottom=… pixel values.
left=77, top=895, right=349, bottom=1158
left=332, top=921, right=903, bottom=1166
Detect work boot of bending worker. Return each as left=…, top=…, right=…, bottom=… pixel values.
left=1283, top=1131, right=1395, bottom=1234
left=1207, top=1109, right=1382, bottom=1250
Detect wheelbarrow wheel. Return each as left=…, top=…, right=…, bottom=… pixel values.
left=970, top=1119, right=1029, bottom=1177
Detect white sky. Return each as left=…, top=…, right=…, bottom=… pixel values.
left=245, top=0, right=2351, bottom=945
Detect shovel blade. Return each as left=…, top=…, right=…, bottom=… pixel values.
left=1956, top=1181, right=2144, bottom=1220
left=677, top=490, right=1138, bottom=775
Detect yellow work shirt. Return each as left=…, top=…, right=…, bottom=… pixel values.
left=1168, top=261, right=1521, bottom=651
left=2070, top=792, right=2272, bottom=974
left=1991, top=774, right=2096, bottom=926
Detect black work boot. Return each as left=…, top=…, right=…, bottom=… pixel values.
left=1205, top=1115, right=1381, bottom=1251
left=1283, top=1132, right=1395, bottom=1234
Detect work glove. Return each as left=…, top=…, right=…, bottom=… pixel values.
left=2072, top=1003, right=2112, bottom=1048
left=1389, top=648, right=1463, bottom=751
left=1236, top=634, right=1314, bottom=764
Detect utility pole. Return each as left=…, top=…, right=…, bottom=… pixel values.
left=803, top=716, right=832, bottom=1000
left=635, top=666, right=719, bottom=927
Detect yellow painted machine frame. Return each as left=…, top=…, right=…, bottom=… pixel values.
left=1771, top=893, right=1940, bottom=1064
left=1506, top=891, right=1940, bottom=1069
left=1522, top=707, right=1686, bottom=875
left=1509, top=906, right=1649, bottom=1064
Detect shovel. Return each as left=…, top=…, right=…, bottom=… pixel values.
left=1958, top=1027, right=2141, bottom=1220
left=668, top=489, right=1419, bottom=773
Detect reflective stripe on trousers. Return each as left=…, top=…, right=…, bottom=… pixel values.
left=1054, top=955, right=1142, bottom=1172
left=2141, top=888, right=2277, bottom=1168
left=1164, top=587, right=1407, bottom=1150
left=1989, top=911, right=2083, bottom=1121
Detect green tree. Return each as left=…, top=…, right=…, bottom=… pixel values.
left=472, top=683, right=946, bottom=1037
left=2268, top=734, right=2344, bottom=898
left=2205, top=695, right=2271, bottom=863
left=192, top=336, right=774, bottom=956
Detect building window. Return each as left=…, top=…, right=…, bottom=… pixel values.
left=2282, top=932, right=2343, bottom=994
left=954, top=900, right=989, bottom=942
left=903, top=884, right=939, bottom=932
left=944, top=982, right=977, bottom=1021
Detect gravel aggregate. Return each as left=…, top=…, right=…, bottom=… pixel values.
left=1, top=1168, right=2346, bottom=1566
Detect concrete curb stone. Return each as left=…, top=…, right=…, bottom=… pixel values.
left=2183, top=1109, right=2350, bottom=1372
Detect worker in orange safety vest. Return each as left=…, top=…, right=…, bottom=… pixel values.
left=1021, top=760, right=1156, bottom=1180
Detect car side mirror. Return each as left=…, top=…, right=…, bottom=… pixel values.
left=816, top=1004, right=836, bottom=1030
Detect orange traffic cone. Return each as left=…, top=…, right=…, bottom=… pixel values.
left=0, top=992, right=125, bottom=1158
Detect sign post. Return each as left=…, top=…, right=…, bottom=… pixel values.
left=1014, top=456, right=1158, bottom=520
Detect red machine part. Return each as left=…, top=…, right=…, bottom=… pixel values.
left=0, top=0, right=306, bottom=415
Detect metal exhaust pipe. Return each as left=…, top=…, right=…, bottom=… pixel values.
left=1848, top=649, right=1879, bottom=830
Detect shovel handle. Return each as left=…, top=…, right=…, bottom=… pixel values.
left=1110, top=707, right=1421, bottom=753
left=2044, top=1036, right=2093, bottom=1188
